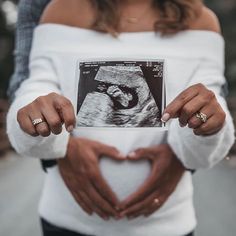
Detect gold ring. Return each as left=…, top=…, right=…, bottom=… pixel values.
left=32, top=118, right=44, bottom=126
left=196, top=112, right=208, bottom=123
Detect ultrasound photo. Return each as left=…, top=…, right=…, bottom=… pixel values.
left=76, top=61, right=165, bottom=128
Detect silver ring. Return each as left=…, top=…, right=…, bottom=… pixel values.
left=196, top=112, right=208, bottom=123
left=32, top=118, right=44, bottom=126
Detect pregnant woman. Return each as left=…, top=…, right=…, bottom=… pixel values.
left=7, top=0, right=234, bottom=236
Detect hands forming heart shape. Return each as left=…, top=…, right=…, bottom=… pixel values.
left=16, top=83, right=226, bottom=220
left=17, top=84, right=224, bottom=220
left=58, top=137, right=185, bottom=221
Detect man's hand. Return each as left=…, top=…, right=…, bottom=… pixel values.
left=58, top=137, right=125, bottom=220
left=119, top=144, right=185, bottom=219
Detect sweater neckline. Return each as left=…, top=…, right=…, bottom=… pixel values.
left=36, top=23, right=224, bottom=41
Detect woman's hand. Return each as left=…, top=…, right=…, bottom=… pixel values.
left=58, top=137, right=125, bottom=220
left=17, top=93, right=76, bottom=137
left=162, top=83, right=226, bottom=136
left=119, top=144, right=185, bottom=219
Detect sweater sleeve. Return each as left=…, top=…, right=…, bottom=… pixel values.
left=167, top=58, right=235, bottom=169
left=7, top=54, right=70, bottom=159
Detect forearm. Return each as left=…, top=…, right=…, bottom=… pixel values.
left=168, top=109, right=234, bottom=169
left=7, top=54, right=70, bottom=159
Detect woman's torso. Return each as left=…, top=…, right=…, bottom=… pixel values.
left=33, top=23, right=223, bottom=236
left=35, top=2, right=223, bottom=235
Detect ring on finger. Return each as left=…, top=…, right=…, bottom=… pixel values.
left=32, top=118, right=45, bottom=126
left=195, top=112, right=208, bottom=123
left=153, top=198, right=160, bottom=205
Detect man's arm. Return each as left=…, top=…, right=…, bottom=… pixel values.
left=7, top=0, right=54, bottom=171
left=7, top=0, right=50, bottom=102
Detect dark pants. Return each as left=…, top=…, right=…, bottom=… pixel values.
left=41, top=218, right=194, bottom=236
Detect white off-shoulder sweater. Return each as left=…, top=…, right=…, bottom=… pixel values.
left=7, top=24, right=235, bottom=236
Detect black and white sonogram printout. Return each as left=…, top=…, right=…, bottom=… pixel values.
left=76, top=60, right=165, bottom=128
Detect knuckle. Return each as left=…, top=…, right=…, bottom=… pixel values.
left=38, top=127, right=50, bottom=137
left=27, top=102, right=35, bottom=111
left=48, top=92, right=58, bottom=98
left=218, top=111, right=226, bottom=123
left=197, top=96, right=207, bottom=105
left=17, top=108, right=25, bottom=122
left=34, top=96, right=44, bottom=105
left=35, top=95, right=51, bottom=107
left=182, top=105, right=193, bottom=116
left=196, top=83, right=205, bottom=90
left=188, top=119, right=198, bottom=128
left=49, top=118, right=62, bottom=128
left=179, top=93, right=188, bottom=102
left=19, top=123, right=36, bottom=136
left=59, top=98, right=72, bottom=108
left=35, top=93, right=55, bottom=105
left=206, top=90, right=215, bottom=100
left=18, top=122, right=25, bottom=131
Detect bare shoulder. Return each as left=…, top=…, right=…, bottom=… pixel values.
left=189, top=6, right=221, bottom=34
left=39, top=0, right=94, bottom=28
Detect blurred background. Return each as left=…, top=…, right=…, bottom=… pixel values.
left=0, top=0, right=235, bottom=236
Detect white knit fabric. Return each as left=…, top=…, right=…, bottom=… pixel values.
left=7, top=24, right=235, bottom=236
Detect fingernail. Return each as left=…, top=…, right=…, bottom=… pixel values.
left=128, top=152, right=136, bottom=158
left=161, top=113, right=170, bottom=123
left=67, top=125, right=74, bottom=132
left=179, top=122, right=185, bottom=127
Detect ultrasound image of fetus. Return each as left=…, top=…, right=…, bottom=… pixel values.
left=97, top=83, right=138, bottom=109
left=107, top=85, right=133, bottom=108
left=76, top=66, right=161, bottom=127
